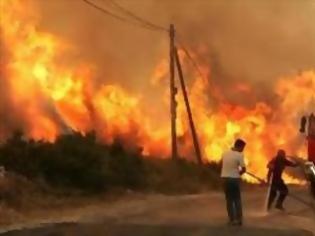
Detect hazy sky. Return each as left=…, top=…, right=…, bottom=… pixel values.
left=35, top=0, right=315, bottom=104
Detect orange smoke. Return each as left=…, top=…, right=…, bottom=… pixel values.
left=1, top=0, right=314, bottom=183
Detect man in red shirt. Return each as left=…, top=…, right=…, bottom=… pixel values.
left=267, top=149, right=298, bottom=211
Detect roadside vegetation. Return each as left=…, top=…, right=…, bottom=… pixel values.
left=0, top=131, right=221, bottom=204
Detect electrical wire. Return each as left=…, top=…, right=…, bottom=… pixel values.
left=82, top=0, right=167, bottom=32
left=103, top=0, right=168, bottom=32
left=176, top=36, right=223, bottom=102
left=83, top=0, right=220, bottom=102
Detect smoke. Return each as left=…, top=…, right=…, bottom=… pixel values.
left=0, top=29, right=22, bottom=140
left=1, top=0, right=314, bottom=136
left=34, top=0, right=315, bottom=106
left=1, top=0, right=315, bottom=182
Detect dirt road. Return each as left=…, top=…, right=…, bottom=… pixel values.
left=0, top=187, right=314, bottom=236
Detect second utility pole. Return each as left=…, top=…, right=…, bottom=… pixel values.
left=174, top=46, right=202, bottom=165
left=169, top=24, right=178, bottom=160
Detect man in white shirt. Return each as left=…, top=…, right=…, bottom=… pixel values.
left=221, top=139, right=246, bottom=226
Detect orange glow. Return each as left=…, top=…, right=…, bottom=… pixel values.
left=1, top=0, right=314, bottom=184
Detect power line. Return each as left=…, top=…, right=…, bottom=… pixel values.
left=103, top=0, right=168, bottom=32
left=82, top=0, right=131, bottom=24
left=82, top=0, right=167, bottom=32
left=83, top=0, right=219, bottom=101
left=176, top=39, right=206, bottom=83
left=176, top=37, right=221, bottom=101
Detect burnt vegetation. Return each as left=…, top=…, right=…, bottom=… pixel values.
left=0, top=131, right=220, bottom=195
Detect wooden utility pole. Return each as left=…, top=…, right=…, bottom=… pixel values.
left=174, top=46, right=202, bottom=165
left=169, top=24, right=178, bottom=160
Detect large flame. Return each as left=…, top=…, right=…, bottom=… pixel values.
left=1, top=0, right=314, bottom=183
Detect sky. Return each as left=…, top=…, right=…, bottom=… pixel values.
left=7, top=0, right=315, bottom=109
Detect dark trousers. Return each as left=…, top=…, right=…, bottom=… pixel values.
left=268, top=179, right=288, bottom=209
left=310, top=180, right=315, bottom=198
left=223, top=178, right=242, bottom=222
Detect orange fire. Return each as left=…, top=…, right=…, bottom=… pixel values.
left=1, top=0, right=314, bottom=183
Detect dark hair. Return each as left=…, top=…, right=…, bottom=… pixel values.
left=234, top=139, right=246, bottom=149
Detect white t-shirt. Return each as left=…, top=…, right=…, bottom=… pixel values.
left=221, top=149, right=245, bottom=178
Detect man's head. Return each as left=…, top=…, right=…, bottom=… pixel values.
left=233, top=139, right=246, bottom=152
left=277, top=149, right=286, bottom=159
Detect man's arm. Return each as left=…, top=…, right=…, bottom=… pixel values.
left=285, top=158, right=299, bottom=167
left=239, top=166, right=246, bottom=175
left=239, top=155, right=246, bottom=175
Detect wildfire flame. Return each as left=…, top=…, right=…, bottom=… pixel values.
left=1, top=0, right=315, bottom=183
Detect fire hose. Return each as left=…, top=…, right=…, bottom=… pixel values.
left=245, top=171, right=314, bottom=209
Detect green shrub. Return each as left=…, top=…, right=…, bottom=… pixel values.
left=0, top=131, right=220, bottom=195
